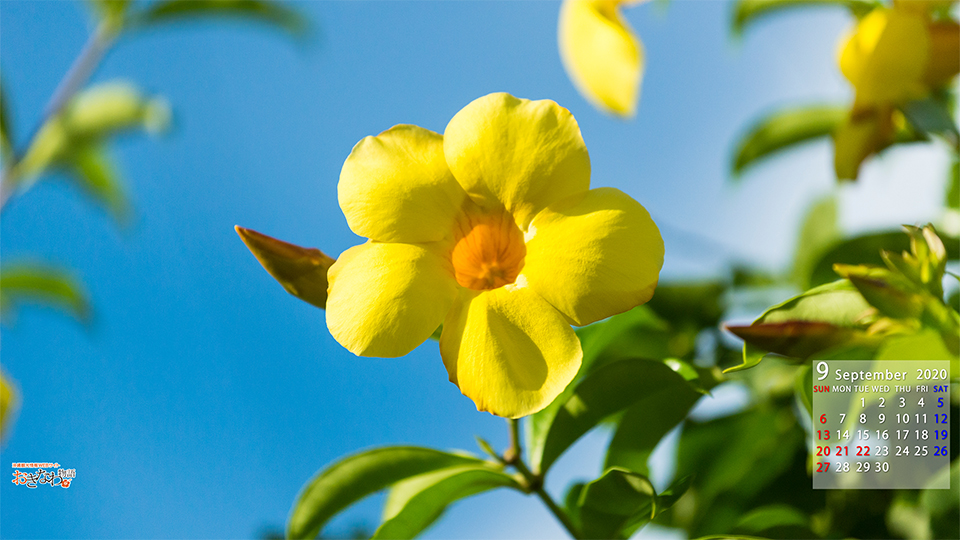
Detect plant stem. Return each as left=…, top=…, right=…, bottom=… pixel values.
left=0, top=20, right=118, bottom=211
left=505, top=418, right=581, bottom=539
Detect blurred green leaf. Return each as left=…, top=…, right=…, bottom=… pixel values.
left=528, top=359, right=698, bottom=475
left=13, top=82, right=167, bottom=188
left=875, top=329, right=957, bottom=375
left=646, top=281, right=727, bottom=329
left=0, top=371, right=18, bottom=444
left=726, top=342, right=769, bottom=373
left=577, top=467, right=656, bottom=539
left=833, top=263, right=926, bottom=319
left=693, top=536, right=771, bottom=540
left=604, top=366, right=702, bottom=475
left=725, top=280, right=876, bottom=364
left=374, top=465, right=521, bottom=539
left=734, top=504, right=810, bottom=536
left=920, top=460, right=959, bottom=540
left=0, top=263, right=90, bottom=324
left=732, top=0, right=878, bottom=35
left=0, top=74, right=12, bottom=160
left=731, top=104, right=846, bottom=177
left=134, top=0, right=308, bottom=37
left=901, top=97, right=959, bottom=149
left=808, top=231, right=908, bottom=287
left=69, top=144, right=131, bottom=223
left=676, top=408, right=804, bottom=524
left=63, top=82, right=169, bottom=140
left=948, top=158, right=958, bottom=209
left=87, top=0, right=132, bottom=27
left=235, top=226, right=334, bottom=309
left=287, top=446, right=485, bottom=540
left=794, top=365, right=812, bottom=416
left=791, top=194, right=839, bottom=289
left=574, top=306, right=672, bottom=375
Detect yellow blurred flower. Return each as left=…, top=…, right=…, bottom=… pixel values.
left=558, top=0, right=645, bottom=117
left=326, top=93, right=664, bottom=418
left=834, top=4, right=959, bottom=179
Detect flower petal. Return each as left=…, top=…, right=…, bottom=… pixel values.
left=838, top=8, right=930, bottom=106
left=523, top=187, right=663, bottom=326
left=339, top=125, right=467, bottom=243
left=558, top=0, right=644, bottom=117
left=439, top=286, right=582, bottom=418
left=326, top=242, right=457, bottom=357
left=443, top=93, right=591, bottom=230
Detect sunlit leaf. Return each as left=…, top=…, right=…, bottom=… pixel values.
left=134, top=0, right=308, bottom=37
left=235, top=226, right=334, bottom=309
left=577, top=467, right=656, bottom=539
left=63, top=82, right=170, bottom=140
left=725, top=280, right=876, bottom=365
left=808, top=231, right=908, bottom=287
left=604, top=367, right=702, bottom=475
left=69, top=144, right=132, bottom=223
left=528, top=358, right=700, bottom=475
left=901, top=96, right=959, bottom=149
left=287, top=446, right=485, bottom=540
left=833, top=263, right=926, bottom=319
left=0, top=263, right=91, bottom=324
left=732, top=0, right=879, bottom=35
left=731, top=104, right=846, bottom=177
left=374, top=465, right=521, bottom=539
left=791, top=194, right=839, bottom=289
left=875, top=329, right=957, bottom=375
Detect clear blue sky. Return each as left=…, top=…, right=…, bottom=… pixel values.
left=0, top=1, right=949, bottom=538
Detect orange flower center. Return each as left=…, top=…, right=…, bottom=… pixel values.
left=451, top=212, right=526, bottom=291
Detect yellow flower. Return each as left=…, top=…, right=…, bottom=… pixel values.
left=558, top=0, right=645, bottom=117
left=326, top=93, right=664, bottom=418
left=834, top=5, right=959, bottom=179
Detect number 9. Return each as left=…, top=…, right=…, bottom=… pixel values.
left=816, top=361, right=828, bottom=381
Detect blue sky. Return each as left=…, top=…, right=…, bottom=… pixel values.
left=0, top=1, right=951, bottom=538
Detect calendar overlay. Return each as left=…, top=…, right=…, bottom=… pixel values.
left=812, top=360, right=950, bottom=489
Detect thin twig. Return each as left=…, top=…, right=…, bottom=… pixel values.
left=505, top=418, right=581, bottom=539
left=0, top=21, right=118, bottom=211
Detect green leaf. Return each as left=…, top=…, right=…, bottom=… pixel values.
left=794, top=365, right=812, bottom=416
left=833, top=263, right=926, bottom=319
left=0, top=74, right=12, bottom=160
left=646, top=281, right=727, bottom=330
left=731, top=0, right=878, bottom=35
left=791, top=194, right=839, bottom=289
left=528, top=358, right=699, bottom=475
left=69, top=144, right=132, bottom=224
left=563, top=482, right=586, bottom=528
left=235, top=226, right=334, bottom=309
left=808, top=231, right=908, bottom=288
left=87, top=0, right=132, bottom=27
left=731, top=104, right=846, bottom=177
left=734, top=504, right=809, bottom=535
left=0, top=263, right=90, bottom=324
left=62, top=82, right=169, bottom=140
left=287, top=446, right=485, bottom=540
left=374, top=465, right=521, bottom=539
left=724, top=280, right=876, bottom=364
left=920, top=460, right=959, bottom=540
left=901, top=97, right=959, bottom=149
left=133, top=0, right=308, bottom=37
left=604, top=366, right=702, bottom=475
left=574, top=305, right=672, bottom=375
left=948, top=158, right=958, bottom=209
left=875, top=329, right=957, bottom=376
left=725, top=342, right=769, bottom=373
left=577, top=467, right=656, bottom=539
left=0, top=371, right=19, bottom=443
